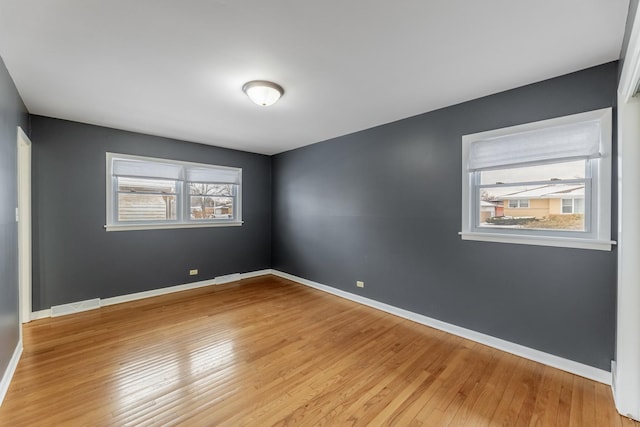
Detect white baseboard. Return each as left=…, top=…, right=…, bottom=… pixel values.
left=0, top=338, right=22, bottom=407
left=101, top=278, right=217, bottom=307
left=611, top=360, right=618, bottom=398
left=29, top=269, right=270, bottom=319
left=271, top=270, right=611, bottom=385
left=240, top=269, right=272, bottom=280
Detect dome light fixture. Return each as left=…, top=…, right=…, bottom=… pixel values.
left=242, top=80, right=284, bottom=107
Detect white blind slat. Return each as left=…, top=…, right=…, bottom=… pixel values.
left=112, top=159, right=184, bottom=180
left=468, top=120, right=601, bottom=171
left=112, top=158, right=241, bottom=184
left=186, top=167, right=240, bottom=184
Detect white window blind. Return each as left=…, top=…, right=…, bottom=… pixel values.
left=186, top=167, right=241, bottom=184
left=468, top=120, right=602, bottom=171
left=112, top=158, right=184, bottom=180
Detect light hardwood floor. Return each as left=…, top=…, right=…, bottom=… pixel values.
left=0, top=275, right=636, bottom=426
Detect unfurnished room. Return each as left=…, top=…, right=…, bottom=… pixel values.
left=1, top=1, right=640, bottom=425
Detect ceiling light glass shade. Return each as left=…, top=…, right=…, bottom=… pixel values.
left=242, top=80, right=284, bottom=106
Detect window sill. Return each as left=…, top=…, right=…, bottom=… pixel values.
left=459, top=231, right=615, bottom=251
left=105, top=221, right=243, bottom=232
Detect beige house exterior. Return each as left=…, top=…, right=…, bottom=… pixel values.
left=502, top=198, right=549, bottom=218
left=496, top=184, right=584, bottom=218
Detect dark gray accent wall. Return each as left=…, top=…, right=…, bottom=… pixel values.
left=0, top=57, right=28, bottom=377
left=30, top=116, right=271, bottom=311
left=272, top=62, right=618, bottom=370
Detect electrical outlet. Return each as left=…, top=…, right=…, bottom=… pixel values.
left=356, top=281, right=364, bottom=288
left=189, top=269, right=198, bottom=276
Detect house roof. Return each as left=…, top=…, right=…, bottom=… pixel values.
left=0, top=1, right=629, bottom=155
left=497, top=184, right=584, bottom=200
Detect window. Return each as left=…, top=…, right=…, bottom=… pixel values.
left=561, top=198, right=584, bottom=214
left=508, top=199, right=529, bottom=209
left=461, top=108, right=613, bottom=251
left=106, top=153, right=242, bottom=231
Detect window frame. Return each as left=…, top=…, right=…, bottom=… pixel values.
left=105, top=153, right=243, bottom=231
left=460, top=108, right=614, bottom=251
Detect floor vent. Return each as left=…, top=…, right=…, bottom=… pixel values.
left=51, top=298, right=101, bottom=317
left=215, top=273, right=241, bottom=284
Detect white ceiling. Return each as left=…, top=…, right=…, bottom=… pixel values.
left=0, top=1, right=630, bottom=155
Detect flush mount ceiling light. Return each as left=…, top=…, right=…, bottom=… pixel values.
left=242, top=80, right=284, bottom=107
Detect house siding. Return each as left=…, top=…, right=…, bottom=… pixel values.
left=549, top=198, right=563, bottom=215
left=503, top=198, right=550, bottom=218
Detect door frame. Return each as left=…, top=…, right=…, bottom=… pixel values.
left=17, top=126, right=31, bottom=325
left=614, top=2, right=640, bottom=420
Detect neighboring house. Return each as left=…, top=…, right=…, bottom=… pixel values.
left=494, top=184, right=584, bottom=218
left=118, top=179, right=176, bottom=221
left=118, top=179, right=233, bottom=221
left=480, top=201, right=503, bottom=222
left=190, top=204, right=233, bottom=219
left=119, top=195, right=174, bottom=221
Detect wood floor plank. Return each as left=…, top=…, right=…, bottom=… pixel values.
left=528, top=367, right=564, bottom=426
left=0, top=275, right=635, bottom=426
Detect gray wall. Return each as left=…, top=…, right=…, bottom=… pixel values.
left=0, top=57, right=28, bottom=377
left=272, top=62, right=618, bottom=370
left=30, top=116, right=271, bottom=311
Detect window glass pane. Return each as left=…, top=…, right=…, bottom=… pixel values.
left=118, top=177, right=176, bottom=194
left=479, top=184, right=585, bottom=231
left=574, top=198, right=585, bottom=214
left=562, top=199, right=573, bottom=213
left=480, top=160, right=585, bottom=185
left=190, top=196, right=234, bottom=220
left=189, top=183, right=233, bottom=197
left=117, top=177, right=178, bottom=222
left=118, top=194, right=177, bottom=221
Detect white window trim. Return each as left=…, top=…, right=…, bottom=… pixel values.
left=460, top=108, right=615, bottom=251
left=105, top=222, right=243, bottom=232
left=105, top=152, right=243, bottom=232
